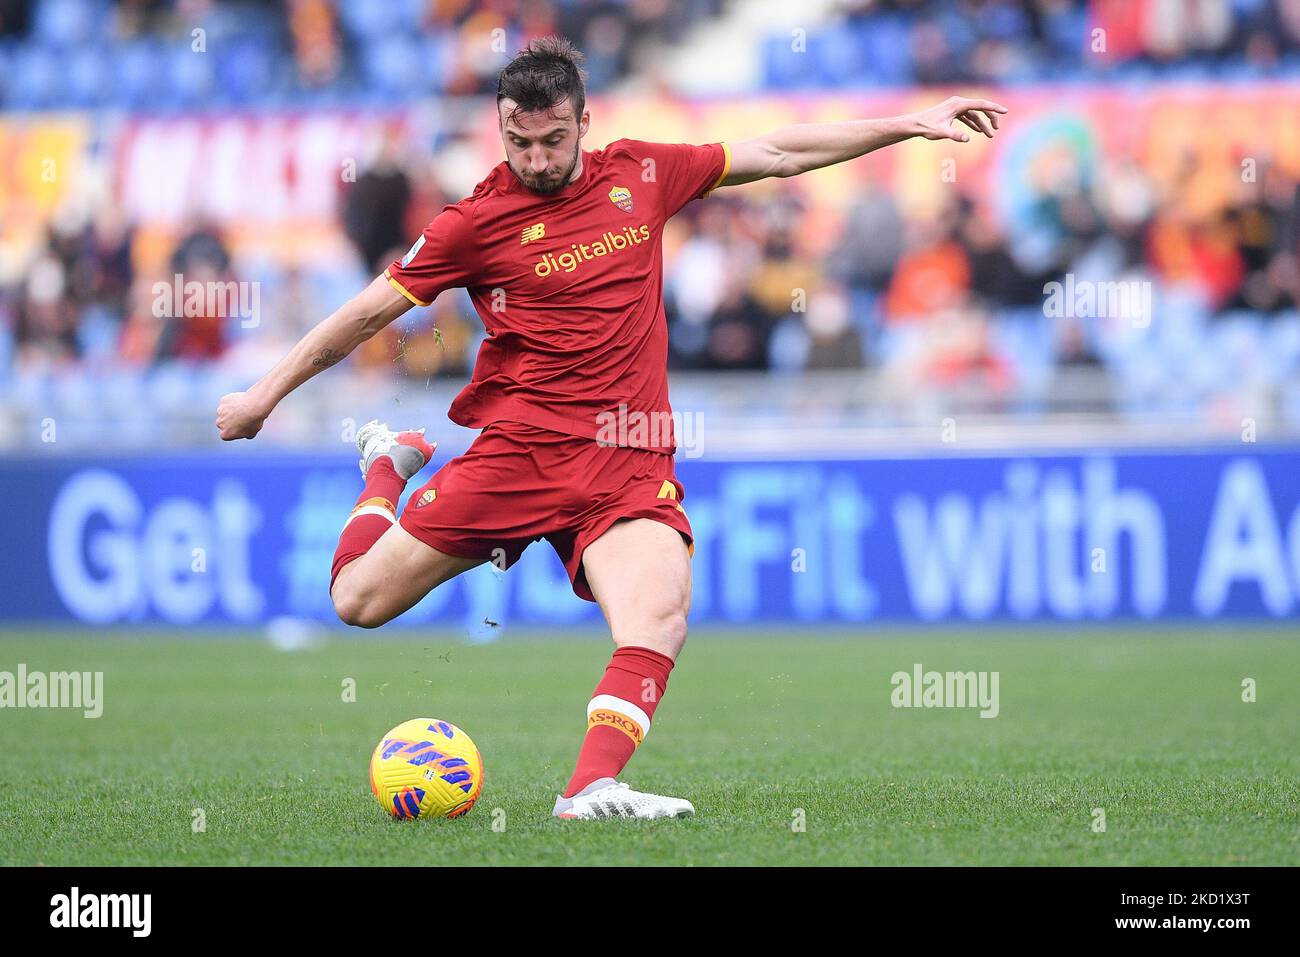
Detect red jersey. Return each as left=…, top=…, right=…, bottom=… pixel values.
left=384, top=138, right=731, bottom=453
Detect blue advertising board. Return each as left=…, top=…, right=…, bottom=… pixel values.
left=1, top=447, right=1298, bottom=630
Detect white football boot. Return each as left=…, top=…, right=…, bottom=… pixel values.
left=355, top=419, right=435, bottom=478
left=552, top=778, right=695, bottom=820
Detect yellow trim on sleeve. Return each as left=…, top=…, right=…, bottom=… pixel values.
left=385, top=269, right=431, bottom=308
left=703, top=141, right=731, bottom=197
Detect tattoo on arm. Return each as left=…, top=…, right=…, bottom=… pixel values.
left=311, top=348, right=345, bottom=368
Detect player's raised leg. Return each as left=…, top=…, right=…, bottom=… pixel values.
left=553, top=517, right=695, bottom=819
left=331, top=421, right=482, bottom=628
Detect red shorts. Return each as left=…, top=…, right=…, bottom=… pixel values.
left=398, top=421, right=693, bottom=602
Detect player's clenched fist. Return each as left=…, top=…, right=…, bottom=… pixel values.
left=216, top=391, right=271, bottom=441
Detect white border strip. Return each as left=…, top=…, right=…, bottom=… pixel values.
left=587, top=694, right=651, bottom=734
left=343, top=505, right=396, bottom=528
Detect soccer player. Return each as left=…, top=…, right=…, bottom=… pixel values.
left=216, top=37, right=1006, bottom=819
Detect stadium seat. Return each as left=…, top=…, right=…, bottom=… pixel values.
left=419, top=34, right=449, bottom=91
left=112, top=40, right=167, bottom=110
left=766, top=317, right=812, bottom=372
left=32, top=0, right=106, bottom=50
left=362, top=36, right=425, bottom=98
left=1281, top=380, right=1300, bottom=427
left=1182, top=345, right=1234, bottom=397
left=10, top=46, right=65, bottom=109
left=977, top=1, right=1030, bottom=42
left=761, top=32, right=808, bottom=90
left=855, top=17, right=914, bottom=86
left=148, top=363, right=205, bottom=413
left=65, top=47, right=111, bottom=108
left=1263, top=312, right=1300, bottom=382
left=0, top=327, right=13, bottom=386
left=1213, top=312, right=1267, bottom=378
left=813, top=28, right=866, bottom=88
left=101, top=369, right=147, bottom=417
left=336, top=1, right=396, bottom=42
left=168, top=46, right=218, bottom=109
left=74, top=305, right=121, bottom=362
left=212, top=41, right=276, bottom=106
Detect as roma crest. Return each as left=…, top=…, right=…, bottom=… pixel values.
left=608, top=185, right=633, bottom=213
left=414, top=488, right=437, bottom=508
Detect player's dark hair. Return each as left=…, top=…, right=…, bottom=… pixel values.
left=496, top=36, right=588, bottom=124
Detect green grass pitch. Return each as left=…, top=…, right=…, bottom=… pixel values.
left=1, top=628, right=1296, bottom=866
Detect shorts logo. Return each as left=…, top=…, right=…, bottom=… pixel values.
left=608, top=185, right=633, bottom=213
left=656, top=479, right=685, bottom=513
left=520, top=222, right=546, bottom=244
left=588, top=709, right=645, bottom=746
left=414, top=489, right=437, bottom=508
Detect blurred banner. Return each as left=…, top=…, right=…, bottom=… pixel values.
left=3, top=446, right=1298, bottom=629
left=5, top=83, right=1299, bottom=270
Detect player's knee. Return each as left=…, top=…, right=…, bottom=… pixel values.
left=619, top=605, right=688, bottom=657
left=332, top=588, right=387, bottom=630
left=661, top=609, right=689, bottom=655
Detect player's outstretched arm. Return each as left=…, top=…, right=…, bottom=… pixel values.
left=718, top=96, right=1008, bottom=188
left=215, top=274, right=413, bottom=440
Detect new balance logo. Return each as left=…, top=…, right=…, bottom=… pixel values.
left=657, top=479, right=685, bottom=513
left=520, top=222, right=546, bottom=244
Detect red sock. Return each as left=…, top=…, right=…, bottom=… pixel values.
left=564, top=646, right=675, bottom=797
left=330, top=457, right=407, bottom=589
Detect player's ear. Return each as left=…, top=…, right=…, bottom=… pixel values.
left=578, top=110, right=590, bottom=140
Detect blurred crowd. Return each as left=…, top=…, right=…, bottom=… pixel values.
left=661, top=149, right=1299, bottom=405
left=6, top=1, right=1300, bottom=111
left=0, top=0, right=721, bottom=109
left=7, top=128, right=1298, bottom=412
left=766, top=0, right=1300, bottom=88
left=3, top=0, right=1300, bottom=422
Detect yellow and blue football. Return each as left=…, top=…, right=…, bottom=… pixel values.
left=369, top=718, right=484, bottom=819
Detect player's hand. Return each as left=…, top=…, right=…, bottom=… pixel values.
left=912, top=96, right=1008, bottom=143
left=216, top=391, right=271, bottom=441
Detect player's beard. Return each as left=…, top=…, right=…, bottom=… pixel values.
left=515, top=146, right=581, bottom=195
